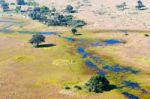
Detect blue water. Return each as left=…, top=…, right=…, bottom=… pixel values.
left=40, top=32, right=74, bottom=42
left=97, top=69, right=106, bottom=75
left=77, top=47, right=105, bottom=64
left=40, top=32, right=56, bottom=35
left=91, top=39, right=123, bottom=46
left=91, top=42, right=103, bottom=46
left=123, top=81, right=148, bottom=94
left=105, top=39, right=122, bottom=45
left=77, top=47, right=89, bottom=58
left=122, top=92, right=139, bottom=99
left=123, top=81, right=141, bottom=89
left=84, top=60, right=106, bottom=75
left=18, top=31, right=38, bottom=34
left=37, top=32, right=143, bottom=97
left=84, top=60, right=99, bottom=69
left=77, top=47, right=106, bottom=75
left=63, top=37, right=74, bottom=42
left=76, top=47, right=139, bottom=76
left=0, top=28, right=10, bottom=33
left=90, top=55, right=101, bottom=62
left=103, top=65, right=139, bottom=74
left=89, top=55, right=106, bottom=65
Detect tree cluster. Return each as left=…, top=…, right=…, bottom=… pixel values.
left=28, top=6, right=86, bottom=27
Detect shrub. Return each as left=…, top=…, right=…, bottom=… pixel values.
left=10, top=3, right=15, bottom=5
left=74, top=85, right=82, bottom=90
left=144, top=34, right=149, bottom=37
left=65, top=86, right=71, bottom=90
left=87, top=74, right=109, bottom=93
left=116, top=2, right=127, bottom=11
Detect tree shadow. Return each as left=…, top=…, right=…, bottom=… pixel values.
left=103, top=85, right=117, bottom=91
left=75, top=33, right=82, bottom=36
left=38, top=44, right=56, bottom=48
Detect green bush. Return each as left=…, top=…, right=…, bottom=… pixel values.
left=74, top=85, right=82, bottom=90
left=87, top=74, right=109, bottom=93
left=144, top=34, right=149, bottom=37
left=65, top=86, right=71, bottom=90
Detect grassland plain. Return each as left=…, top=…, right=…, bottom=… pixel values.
left=0, top=34, right=125, bottom=99
left=0, top=14, right=150, bottom=99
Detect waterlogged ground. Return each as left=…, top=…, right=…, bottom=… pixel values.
left=0, top=15, right=150, bottom=99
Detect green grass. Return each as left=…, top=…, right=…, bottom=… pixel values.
left=0, top=18, right=150, bottom=98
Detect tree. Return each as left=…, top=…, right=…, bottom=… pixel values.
left=71, top=28, right=77, bottom=35
left=29, top=34, right=45, bottom=47
left=33, top=7, right=40, bottom=12
left=0, top=0, right=5, bottom=5
left=65, top=5, right=74, bottom=13
left=72, top=20, right=86, bottom=28
left=116, top=2, right=127, bottom=11
left=86, top=74, right=109, bottom=93
left=40, top=6, right=50, bottom=13
left=15, top=6, right=21, bottom=13
left=136, top=0, right=145, bottom=10
left=1, top=3, right=9, bottom=12
left=17, top=0, right=25, bottom=5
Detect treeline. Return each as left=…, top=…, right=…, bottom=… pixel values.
left=28, top=6, right=86, bottom=27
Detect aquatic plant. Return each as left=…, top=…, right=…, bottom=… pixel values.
left=123, top=81, right=141, bottom=89
left=91, top=39, right=123, bottom=46
left=105, top=39, right=122, bottom=45
left=123, top=81, right=148, bottom=94
left=85, top=60, right=106, bottom=75
left=89, top=55, right=106, bottom=65
left=77, top=47, right=89, bottom=58
left=62, top=37, right=74, bottom=42
left=40, top=32, right=56, bottom=35
left=97, top=69, right=106, bottom=75
left=122, top=92, right=139, bottom=99
left=103, top=65, right=139, bottom=74
left=84, top=60, right=98, bottom=69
